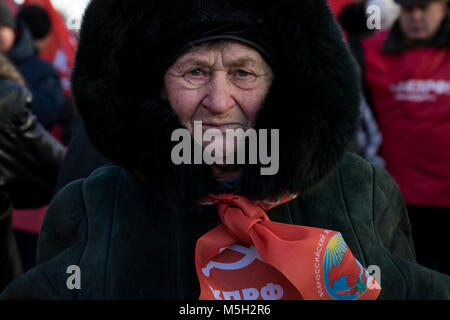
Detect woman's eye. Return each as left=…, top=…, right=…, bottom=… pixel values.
left=237, top=70, right=250, bottom=77
left=189, top=69, right=202, bottom=76
left=232, top=69, right=257, bottom=87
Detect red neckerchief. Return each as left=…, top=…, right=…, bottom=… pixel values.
left=196, top=194, right=381, bottom=300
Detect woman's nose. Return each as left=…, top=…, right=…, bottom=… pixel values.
left=201, top=73, right=235, bottom=114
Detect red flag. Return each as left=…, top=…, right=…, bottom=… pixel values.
left=23, top=0, right=77, bottom=96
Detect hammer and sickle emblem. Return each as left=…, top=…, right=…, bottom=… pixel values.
left=202, top=244, right=263, bottom=277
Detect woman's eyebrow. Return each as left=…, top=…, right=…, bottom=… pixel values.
left=225, top=56, right=257, bottom=69
left=178, top=58, right=212, bottom=70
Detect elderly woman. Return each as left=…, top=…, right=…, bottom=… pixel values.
left=1, top=0, right=448, bottom=300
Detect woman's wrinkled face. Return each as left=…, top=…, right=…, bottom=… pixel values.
left=163, top=40, right=273, bottom=136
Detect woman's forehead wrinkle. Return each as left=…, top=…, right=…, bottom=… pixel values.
left=180, top=49, right=260, bottom=67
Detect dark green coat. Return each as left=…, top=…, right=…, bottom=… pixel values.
left=1, top=153, right=448, bottom=299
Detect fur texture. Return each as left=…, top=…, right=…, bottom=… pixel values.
left=72, top=0, right=360, bottom=206
left=0, top=53, right=26, bottom=85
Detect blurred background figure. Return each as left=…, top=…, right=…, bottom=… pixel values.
left=16, top=3, right=75, bottom=145
left=333, top=1, right=387, bottom=168
left=0, top=52, right=65, bottom=291
left=352, top=93, right=386, bottom=168
left=1, top=0, right=80, bottom=275
left=361, top=0, right=450, bottom=274
left=339, top=0, right=374, bottom=39
left=0, top=2, right=15, bottom=53
left=0, top=0, right=66, bottom=274
left=0, top=1, right=65, bottom=132
left=339, top=0, right=400, bottom=67
left=17, top=4, right=52, bottom=53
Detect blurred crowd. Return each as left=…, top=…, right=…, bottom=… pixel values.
left=0, top=0, right=79, bottom=291
left=336, top=0, right=450, bottom=277
left=0, top=0, right=449, bottom=293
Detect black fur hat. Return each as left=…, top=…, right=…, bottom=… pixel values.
left=72, top=0, right=360, bottom=205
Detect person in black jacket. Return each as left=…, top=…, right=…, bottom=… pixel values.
left=0, top=2, right=65, bottom=131
left=0, top=52, right=66, bottom=292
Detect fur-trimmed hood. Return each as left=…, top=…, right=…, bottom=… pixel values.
left=72, top=0, right=360, bottom=205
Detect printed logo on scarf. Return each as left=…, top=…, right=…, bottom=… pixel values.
left=322, top=233, right=371, bottom=300
left=201, top=243, right=302, bottom=300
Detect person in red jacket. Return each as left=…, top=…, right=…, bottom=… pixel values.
left=362, top=0, right=450, bottom=274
